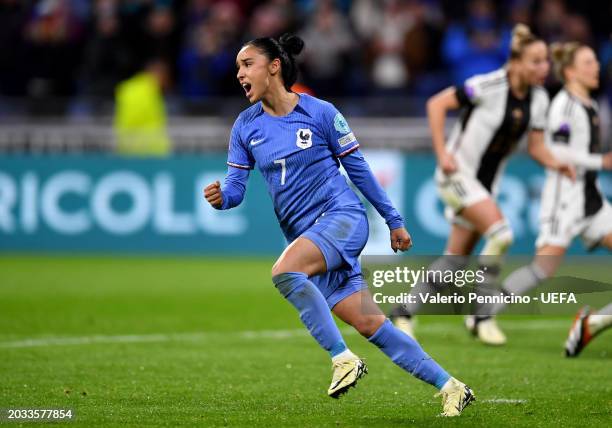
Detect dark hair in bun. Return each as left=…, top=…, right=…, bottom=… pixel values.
left=278, top=33, right=305, bottom=56
left=244, top=33, right=305, bottom=91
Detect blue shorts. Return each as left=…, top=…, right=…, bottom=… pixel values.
left=301, top=205, right=369, bottom=309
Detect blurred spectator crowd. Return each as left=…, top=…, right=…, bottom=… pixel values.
left=0, top=0, right=611, bottom=109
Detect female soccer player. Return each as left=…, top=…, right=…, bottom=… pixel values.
left=487, top=42, right=612, bottom=353
left=390, top=24, right=574, bottom=345
left=204, top=34, right=474, bottom=416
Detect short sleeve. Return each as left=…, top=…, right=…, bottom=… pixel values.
left=530, top=89, right=549, bottom=131
left=226, top=116, right=255, bottom=170
left=323, top=103, right=360, bottom=158
left=454, top=75, right=485, bottom=107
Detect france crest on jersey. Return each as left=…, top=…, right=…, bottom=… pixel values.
left=226, top=94, right=362, bottom=241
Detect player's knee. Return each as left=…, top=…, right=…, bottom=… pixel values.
left=482, top=220, right=514, bottom=256
left=271, top=257, right=297, bottom=277
left=271, top=271, right=308, bottom=297
left=352, top=314, right=385, bottom=337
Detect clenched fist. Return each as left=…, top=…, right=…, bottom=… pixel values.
left=390, top=227, right=413, bottom=253
left=204, top=181, right=223, bottom=208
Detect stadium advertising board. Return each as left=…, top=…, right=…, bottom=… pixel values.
left=0, top=153, right=609, bottom=254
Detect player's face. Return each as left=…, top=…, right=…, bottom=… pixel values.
left=519, top=41, right=549, bottom=86
left=569, top=47, right=600, bottom=90
left=236, top=45, right=279, bottom=103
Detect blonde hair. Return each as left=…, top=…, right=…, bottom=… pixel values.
left=550, top=42, right=584, bottom=82
left=509, top=24, right=539, bottom=60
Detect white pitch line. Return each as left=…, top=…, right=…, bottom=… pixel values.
left=418, top=319, right=568, bottom=332
left=0, top=319, right=567, bottom=349
left=430, top=398, right=527, bottom=405
left=0, top=329, right=311, bottom=349
left=482, top=398, right=528, bottom=404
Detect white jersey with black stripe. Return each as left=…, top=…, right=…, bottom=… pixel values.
left=542, top=89, right=604, bottom=219
left=438, top=68, right=549, bottom=195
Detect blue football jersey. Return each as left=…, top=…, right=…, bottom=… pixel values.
left=226, top=94, right=364, bottom=241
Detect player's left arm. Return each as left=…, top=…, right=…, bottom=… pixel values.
left=323, top=103, right=412, bottom=252
left=340, top=151, right=412, bottom=252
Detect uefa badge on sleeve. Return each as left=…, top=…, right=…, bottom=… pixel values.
left=333, top=112, right=351, bottom=134
left=296, top=128, right=313, bottom=149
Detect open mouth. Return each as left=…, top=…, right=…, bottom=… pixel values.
left=242, top=82, right=252, bottom=98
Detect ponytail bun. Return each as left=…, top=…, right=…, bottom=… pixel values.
left=244, top=34, right=305, bottom=91
left=512, top=23, right=532, bottom=42
left=279, top=33, right=305, bottom=57
left=510, top=23, right=538, bottom=59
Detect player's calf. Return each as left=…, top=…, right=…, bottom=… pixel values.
left=480, top=219, right=514, bottom=258
left=273, top=272, right=350, bottom=358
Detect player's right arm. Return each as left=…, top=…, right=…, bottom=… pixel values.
left=427, top=76, right=481, bottom=175
left=428, top=74, right=493, bottom=175
left=204, top=116, right=254, bottom=210
left=204, top=167, right=250, bottom=209
left=426, top=87, right=461, bottom=174
left=204, top=180, right=223, bottom=207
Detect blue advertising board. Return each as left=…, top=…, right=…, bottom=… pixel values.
left=0, top=154, right=609, bottom=255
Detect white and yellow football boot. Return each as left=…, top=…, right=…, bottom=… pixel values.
left=436, top=377, right=476, bottom=417
left=327, top=356, right=367, bottom=398
left=389, top=305, right=416, bottom=339
left=465, top=315, right=506, bottom=345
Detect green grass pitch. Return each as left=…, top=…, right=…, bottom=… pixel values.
left=1, top=256, right=610, bottom=427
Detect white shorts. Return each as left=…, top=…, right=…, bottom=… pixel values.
left=536, top=195, right=612, bottom=249
left=435, top=170, right=492, bottom=230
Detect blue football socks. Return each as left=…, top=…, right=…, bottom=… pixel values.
left=369, top=319, right=450, bottom=389
left=273, top=272, right=347, bottom=357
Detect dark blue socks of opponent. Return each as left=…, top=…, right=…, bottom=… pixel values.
left=272, top=272, right=451, bottom=389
